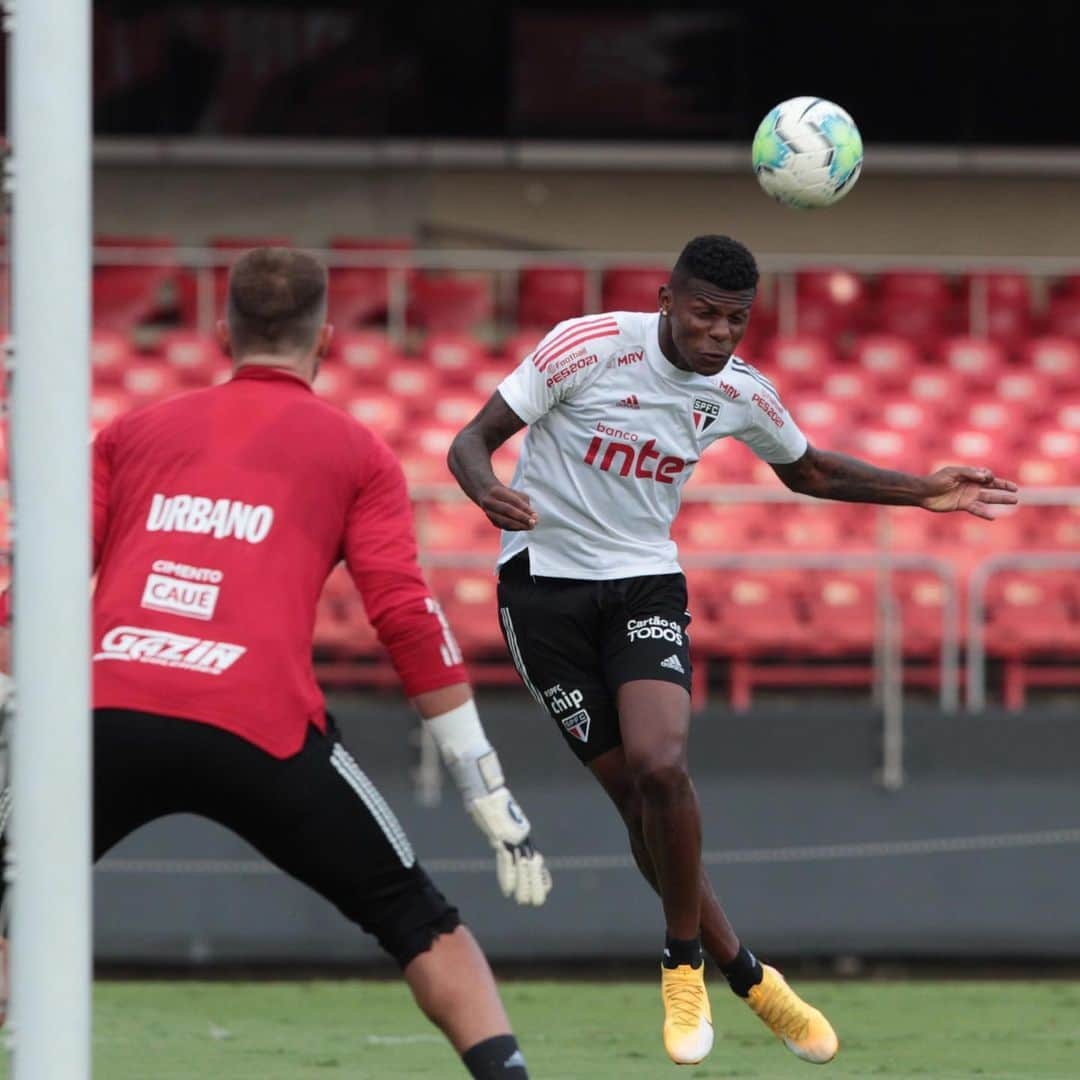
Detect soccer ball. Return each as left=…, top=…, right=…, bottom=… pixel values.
left=752, top=97, right=863, bottom=209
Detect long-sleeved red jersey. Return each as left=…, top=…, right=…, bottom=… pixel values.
left=90, top=364, right=466, bottom=757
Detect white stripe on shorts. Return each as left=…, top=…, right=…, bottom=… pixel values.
left=330, top=744, right=415, bottom=868
left=499, top=606, right=547, bottom=709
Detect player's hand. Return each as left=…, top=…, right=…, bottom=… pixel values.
left=467, top=787, right=552, bottom=906
left=920, top=466, right=1019, bottom=520
left=478, top=482, right=538, bottom=532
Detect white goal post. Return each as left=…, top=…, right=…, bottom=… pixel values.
left=7, top=0, right=92, bottom=1076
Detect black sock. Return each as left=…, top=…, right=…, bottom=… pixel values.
left=663, top=934, right=703, bottom=969
left=720, top=943, right=764, bottom=997
left=461, top=1034, right=528, bottom=1079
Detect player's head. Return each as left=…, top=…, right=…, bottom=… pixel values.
left=219, top=247, right=333, bottom=378
left=659, top=235, right=758, bottom=376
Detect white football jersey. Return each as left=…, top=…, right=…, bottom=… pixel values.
left=496, top=311, right=808, bottom=579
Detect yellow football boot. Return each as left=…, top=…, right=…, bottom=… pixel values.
left=661, top=962, right=714, bottom=1065
left=746, top=964, right=839, bottom=1063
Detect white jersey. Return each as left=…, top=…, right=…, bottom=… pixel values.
left=496, top=311, right=808, bottom=579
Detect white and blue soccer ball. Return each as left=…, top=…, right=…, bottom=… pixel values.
left=752, top=97, right=863, bottom=209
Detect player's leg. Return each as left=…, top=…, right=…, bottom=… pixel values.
left=589, top=743, right=740, bottom=965
left=181, top=719, right=528, bottom=1080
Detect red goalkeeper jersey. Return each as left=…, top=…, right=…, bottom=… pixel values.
left=91, top=364, right=465, bottom=757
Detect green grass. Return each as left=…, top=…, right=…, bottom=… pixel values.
left=4, top=978, right=1080, bottom=1078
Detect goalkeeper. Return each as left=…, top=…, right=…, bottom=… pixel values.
left=2, top=248, right=548, bottom=1079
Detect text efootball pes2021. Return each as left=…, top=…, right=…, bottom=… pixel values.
left=752, top=96, right=863, bottom=209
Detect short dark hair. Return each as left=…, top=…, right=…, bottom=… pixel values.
left=671, top=235, right=759, bottom=292
left=227, top=247, right=327, bottom=355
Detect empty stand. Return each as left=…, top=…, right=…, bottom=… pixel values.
left=93, top=235, right=176, bottom=334
left=517, top=266, right=587, bottom=330
left=600, top=266, right=668, bottom=312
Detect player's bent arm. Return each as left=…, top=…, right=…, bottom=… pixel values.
left=448, top=393, right=537, bottom=532
left=772, top=445, right=1019, bottom=519
left=412, top=683, right=553, bottom=907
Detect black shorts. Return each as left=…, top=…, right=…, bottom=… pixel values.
left=497, top=550, right=693, bottom=765
left=88, top=708, right=459, bottom=967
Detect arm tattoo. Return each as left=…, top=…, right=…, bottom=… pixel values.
left=774, top=447, right=930, bottom=506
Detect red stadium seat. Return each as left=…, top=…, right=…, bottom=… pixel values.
left=91, top=330, right=131, bottom=385
left=785, top=393, right=848, bottom=443
left=121, top=360, right=182, bottom=403
left=937, top=337, right=1007, bottom=389
left=501, top=331, right=544, bottom=366
left=431, top=392, right=485, bottom=428
left=878, top=270, right=952, bottom=307
left=409, top=273, right=494, bottom=334
left=894, top=571, right=950, bottom=656
left=419, top=333, right=490, bottom=384
left=1015, top=454, right=1076, bottom=487
left=712, top=571, right=813, bottom=654
left=327, top=236, right=413, bottom=331
left=960, top=271, right=1032, bottom=344
left=849, top=335, right=924, bottom=389
left=1053, top=397, right=1080, bottom=431
left=1045, top=295, right=1080, bottom=340
left=336, top=331, right=398, bottom=381
left=91, top=388, right=132, bottom=434
left=687, top=437, right=756, bottom=485
left=414, top=503, right=498, bottom=554
left=601, top=266, right=668, bottom=313
left=1033, top=427, right=1080, bottom=465
left=931, top=507, right=1028, bottom=575
left=344, top=392, right=407, bottom=446
left=469, top=360, right=510, bottom=397
left=408, top=422, right=460, bottom=467
left=876, top=270, right=956, bottom=346
left=517, top=266, right=587, bottom=330
left=907, top=369, right=965, bottom=419
left=1039, top=505, right=1080, bottom=548
left=984, top=572, right=1080, bottom=655
left=311, top=362, right=356, bottom=405
left=794, top=267, right=868, bottom=337
left=158, top=330, right=225, bottom=386
left=821, top=368, right=876, bottom=415
left=1020, top=337, right=1080, bottom=390
left=848, top=426, right=927, bottom=473
left=933, top=428, right=1013, bottom=478
left=800, top=571, right=878, bottom=655
left=962, top=396, right=1013, bottom=436
left=93, top=235, right=176, bottom=334
left=673, top=503, right=766, bottom=552
left=994, top=371, right=1051, bottom=418
left=384, top=362, right=443, bottom=407
left=760, top=335, right=837, bottom=390
left=427, top=569, right=503, bottom=655
left=399, top=453, right=455, bottom=489
left=760, top=504, right=855, bottom=553
left=875, top=396, right=938, bottom=433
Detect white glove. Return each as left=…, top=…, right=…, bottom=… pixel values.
left=468, top=787, right=552, bottom=907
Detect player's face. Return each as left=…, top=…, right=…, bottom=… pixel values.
left=661, top=279, right=755, bottom=376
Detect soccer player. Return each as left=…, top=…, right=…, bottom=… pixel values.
left=1, top=248, right=549, bottom=1079
left=448, top=234, right=1019, bottom=1067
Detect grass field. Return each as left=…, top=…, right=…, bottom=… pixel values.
left=3, top=978, right=1079, bottom=1078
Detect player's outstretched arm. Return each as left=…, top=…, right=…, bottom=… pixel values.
left=771, top=445, right=1019, bottom=518
left=413, top=683, right=552, bottom=907
left=448, top=393, right=537, bottom=532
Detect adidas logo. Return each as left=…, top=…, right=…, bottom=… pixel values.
left=616, top=394, right=640, bottom=409
left=661, top=654, right=685, bottom=674
left=503, top=1049, right=527, bottom=1069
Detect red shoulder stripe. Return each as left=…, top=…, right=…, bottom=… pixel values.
left=531, top=316, right=619, bottom=371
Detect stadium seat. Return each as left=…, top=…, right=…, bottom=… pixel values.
left=984, top=572, right=1080, bottom=655
left=336, top=330, right=399, bottom=382
left=1044, top=295, right=1080, bottom=340
left=399, top=452, right=455, bottom=489
left=409, top=273, right=494, bottom=334
left=876, top=270, right=955, bottom=346
left=311, top=362, right=356, bottom=405
left=931, top=507, right=1028, bottom=574
left=799, top=571, right=878, bottom=655
left=1014, top=454, right=1076, bottom=487
left=93, top=235, right=176, bottom=334
left=601, top=266, right=668, bottom=313
left=794, top=267, right=868, bottom=338
left=1019, top=337, right=1080, bottom=391
left=962, top=396, right=1014, bottom=437
left=847, top=426, right=927, bottom=473
left=759, top=504, right=854, bottom=553
left=933, top=428, right=1013, bottom=478
left=426, top=569, right=503, bottom=654
left=673, top=503, right=767, bottom=553
left=121, top=360, right=182, bottom=402
left=760, top=335, right=837, bottom=390
left=91, top=330, right=132, bottom=385
left=936, top=337, right=1007, bottom=389
left=407, top=423, right=460, bottom=470
left=91, top=388, right=132, bottom=434
left=994, top=371, right=1051, bottom=419
left=711, top=571, right=813, bottom=654
left=327, top=236, right=413, bottom=331
left=1039, top=505, right=1080, bottom=548
left=908, top=369, right=965, bottom=417
left=430, top=392, right=485, bottom=428
left=344, top=392, right=407, bottom=445
left=384, top=362, right=443, bottom=408
left=686, top=437, right=756, bottom=485
left=517, top=266, right=587, bottom=330
left=413, top=502, right=498, bottom=554
left=893, top=571, right=951, bottom=656
left=821, top=368, right=876, bottom=416
left=501, top=331, right=544, bottom=366
left=784, top=393, right=847, bottom=444
left=959, top=271, right=1032, bottom=345
left=158, top=330, right=225, bottom=386
left=1053, top=397, right=1080, bottom=431
left=875, top=396, right=938, bottom=434
left=849, top=335, right=924, bottom=390
left=469, top=360, right=510, bottom=397
left=419, top=333, right=490, bottom=384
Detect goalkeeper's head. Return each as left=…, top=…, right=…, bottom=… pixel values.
left=219, top=247, right=333, bottom=382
